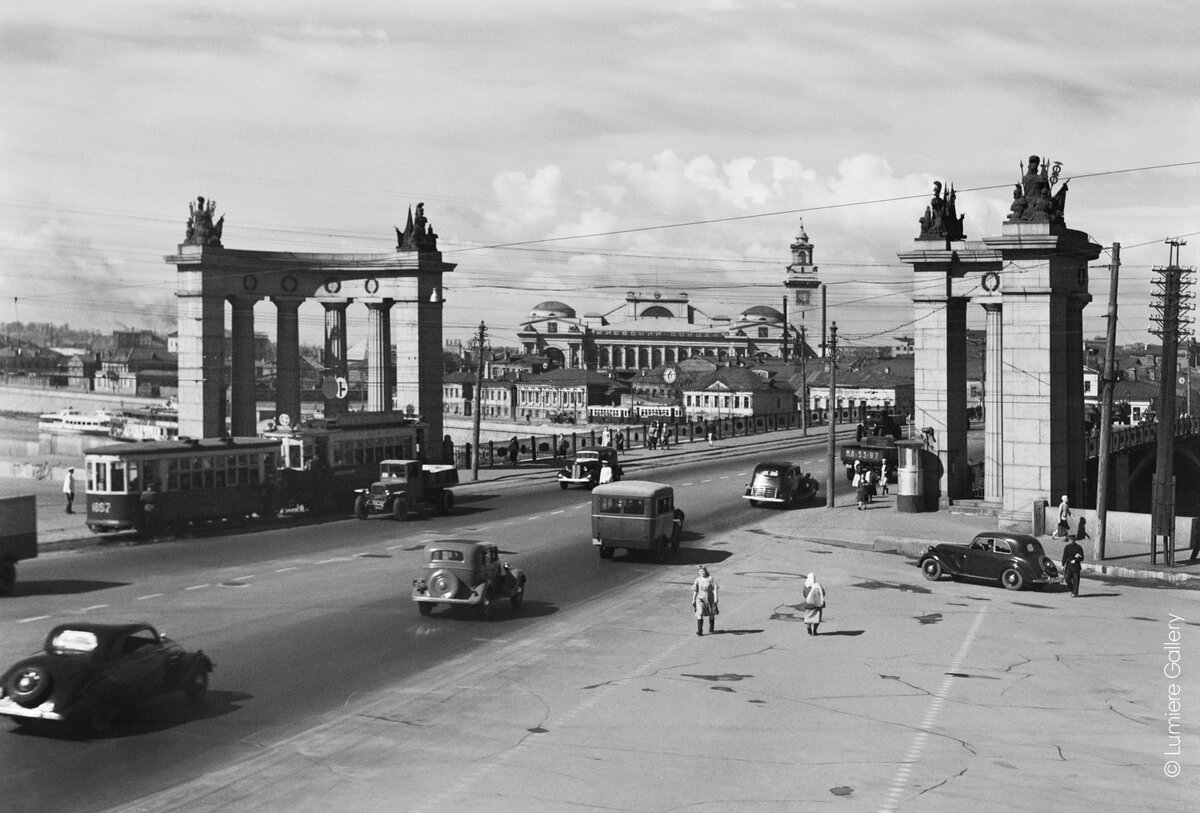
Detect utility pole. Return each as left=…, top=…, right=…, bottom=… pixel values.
left=781, top=296, right=789, bottom=362
left=470, top=321, right=488, bottom=482
left=800, top=324, right=808, bottom=437
left=1149, top=240, right=1194, bottom=565
left=1094, top=244, right=1120, bottom=561
left=826, top=322, right=838, bottom=508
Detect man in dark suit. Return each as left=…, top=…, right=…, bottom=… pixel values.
left=1061, top=537, right=1085, bottom=597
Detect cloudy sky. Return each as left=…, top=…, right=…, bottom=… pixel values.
left=2, top=1, right=1197, bottom=356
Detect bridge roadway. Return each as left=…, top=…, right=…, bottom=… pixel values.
left=0, top=431, right=1197, bottom=811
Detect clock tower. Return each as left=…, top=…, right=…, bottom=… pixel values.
left=783, top=219, right=822, bottom=355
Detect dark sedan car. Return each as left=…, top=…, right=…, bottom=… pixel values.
left=0, top=622, right=213, bottom=734
left=919, top=532, right=1060, bottom=591
left=557, top=446, right=622, bottom=489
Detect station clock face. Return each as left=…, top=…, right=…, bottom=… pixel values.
left=795, top=290, right=812, bottom=306
left=663, top=367, right=677, bottom=384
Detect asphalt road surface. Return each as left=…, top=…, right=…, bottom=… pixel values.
left=0, top=437, right=830, bottom=812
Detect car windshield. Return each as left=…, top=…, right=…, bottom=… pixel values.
left=50, top=629, right=100, bottom=653
left=756, top=468, right=781, bottom=477
left=577, top=452, right=599, bottom=461
left=430, top=549, right=465, bottom=562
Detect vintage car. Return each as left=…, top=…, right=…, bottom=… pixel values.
left=557, top=446, right=622, bottom=490
left=919, top=532, right=1060, bottom=591
left=0, top=622, right=213, bottom=734
left=743, top=460, right=819, bottom=508
left=412, top=540, right=527, bottom=619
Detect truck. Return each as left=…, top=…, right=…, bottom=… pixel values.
left=839, top=435, right=899, bottom=482
left=353, top=459, right=459, bottom=521
left=0, top=495, right=38, bottom=596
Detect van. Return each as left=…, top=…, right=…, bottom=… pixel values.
left=591, top=480, right=682, bottom=560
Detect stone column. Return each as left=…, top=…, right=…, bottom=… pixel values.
left=911, top=292, right=970, bottom=505
left=322, top=300, right=350, bottom=418
left=272, top=296, right=303, bottom=424
left=982, top=302, right=1003, bottom=501
left=365, top=300, right=393, bottom=412
left=177, top=293, right=225, bottom=438
left=229, top=296, right=258, bottom=436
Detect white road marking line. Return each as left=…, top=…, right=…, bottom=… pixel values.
left=18, top=615, right=50, bottom=624
left=386, top=544, right=406, bottom=550
left=876, top=606, right=989, bottom=812
left=275, top=567, right=298, bottom=572
left=550, top=510, right=565, bottom=515
left=527, top=515, right=541, bottom=521
left=185, top=584, right=210, bottom=591
left=136, top=594, right=163, bottom=601
left=79, top=604, right=108, bottom=612
left=681, top=482, right=695, bottom=486
left=228, top=574, right=254, bottom=581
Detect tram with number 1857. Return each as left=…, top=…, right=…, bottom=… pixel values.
left=85, top=437, right=283, bottom=535
left=84, top=413, right=427, bottom=535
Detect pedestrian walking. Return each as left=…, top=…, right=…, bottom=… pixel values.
left=803, top=572, right=825, bottom=635
left=662, top=427, right=672, bottom=449
left=508, top=436, right=520, bottom=468
left=880, top=459, right=891, bottom=496
left=866, top=466, right=879, bottom=503
left=598, top=460, right=614, bottom=485
left=691, top=565, right=719, bottom=635
left=1061, top=537, right=1085, bottom=597
left=853, top=462, right=868, bottom=510
left=706, top=430, right=715, bottom=448
left=557, top=436, right=570, bottom=458
left=1053, top=494, right=1072, bottom=539
left=62, top=467, right=76, bottom=514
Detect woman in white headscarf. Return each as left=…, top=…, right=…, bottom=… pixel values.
left=803, top=573, right=825, bottom=636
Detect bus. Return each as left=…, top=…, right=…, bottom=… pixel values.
left=85, top=437, right=282, bottom=535
left=261, top=412, right=426, bottom=513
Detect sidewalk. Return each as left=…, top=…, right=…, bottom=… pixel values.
left=3, top=426, right=1198, bottom=585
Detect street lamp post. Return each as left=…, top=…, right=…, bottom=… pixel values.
left=826, top=323, right=838, bottom=509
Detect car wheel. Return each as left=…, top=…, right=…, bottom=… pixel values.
left=429, top=571, right=461, bottom=599
left=438, top=490, right=455, bottom=515
left=921, top=559, right=943, bottom=581
left=183, top=668, right=209, bottom=705
left=1001, top=568, right=1024, bottom=591
left=417, top=602, right=434, bottom=616
left=391, top=496, right=409, bottom=521
left=510, top=584, right=524, bottom=611
left=0, top=560, right=15, bottom=596
left=559, top=482, right=568, bottom=490
left=354, top=494, right=369, bottom=520
left=7, top=665, right=51, bottom=707
left=599, top=546, right=613, bottom=560
left=480, top=588, right=493, bottom=620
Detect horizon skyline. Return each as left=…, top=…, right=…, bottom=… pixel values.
left=3, top=3, right=1197, bottom=356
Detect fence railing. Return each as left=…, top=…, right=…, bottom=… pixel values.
left=451, top=409, right=855, bottom=470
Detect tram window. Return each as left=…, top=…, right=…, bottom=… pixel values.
left=167, top=459, right=179, bottom=490
left=111, top=461, right=126, bottom=493
left=95, top=463, right=108, bottom=492
left=127, top=461, right=140, bottom=493
left=332, top=441, right=344, bottom=466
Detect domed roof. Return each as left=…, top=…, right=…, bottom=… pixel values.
left=741, top=305, right=784, bottom=321
left=531, top=300, right=576, bottom=318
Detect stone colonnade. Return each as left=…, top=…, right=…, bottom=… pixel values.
left=167, top=244, right=453, bottom=456
left=899, top=220, right=1100, bottom=531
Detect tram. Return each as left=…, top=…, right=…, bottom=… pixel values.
left=84, top=437, right=282, bottom=535
left=587, top=404, right=686, bottom=424
left=261, top=412, right=426, bottom=513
